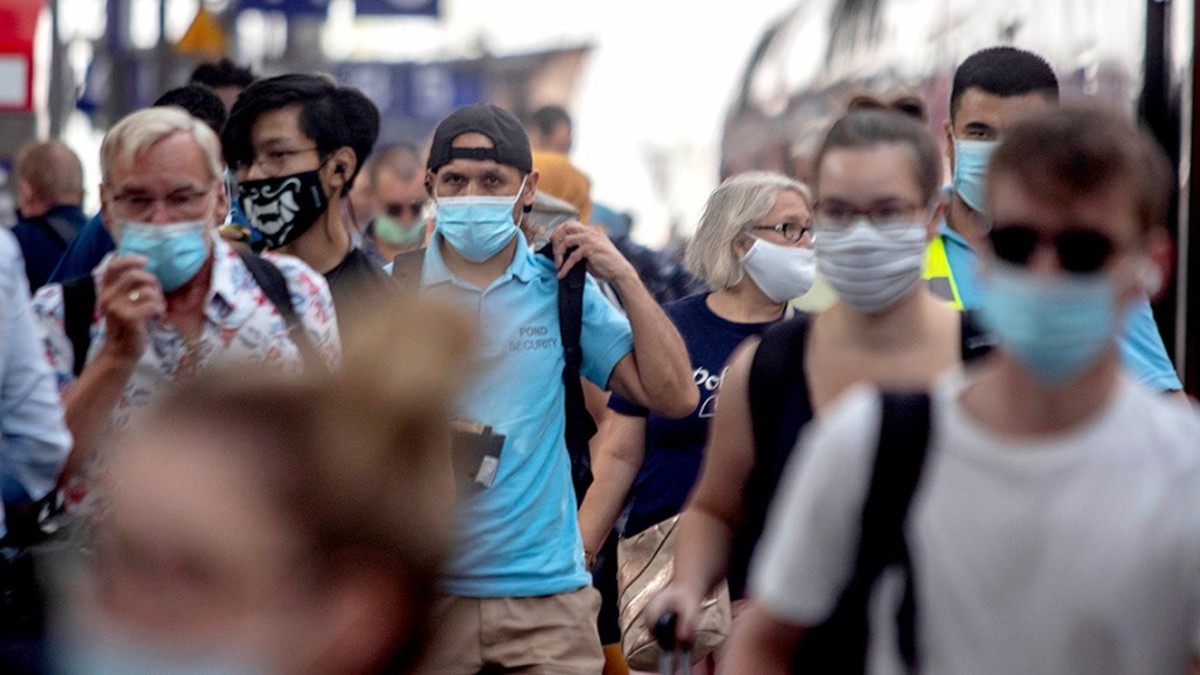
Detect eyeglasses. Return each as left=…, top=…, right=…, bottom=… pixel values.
left=384, top=200, right=428, bottom=219
left=813, top=200, right=930, bottom=235
left=109, top=186, right=215, bottom=221
left=987, top=223, right=1119, bottom=274
left=240, top=147, right=320, bottom=174
left=750, top=221, right=811, bottom=243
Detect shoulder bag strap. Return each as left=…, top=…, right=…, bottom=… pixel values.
left=537, top=243, right=596, bottom=503
left=238, top=250, right=324, bottom=373
left=959, top=309, right=996, bottom=365
left=61, top=275, right=97, bottom=378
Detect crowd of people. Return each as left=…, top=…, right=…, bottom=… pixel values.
left=0, top=42, right=1196, bottom=675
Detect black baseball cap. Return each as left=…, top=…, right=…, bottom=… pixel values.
left=427, top=103, right=533, bottom=174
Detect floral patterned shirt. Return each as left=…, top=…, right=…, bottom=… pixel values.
left=32, top=236, right=341, bottom=432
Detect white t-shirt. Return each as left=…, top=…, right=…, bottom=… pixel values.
left=752, top=374, right=1200, bottom=675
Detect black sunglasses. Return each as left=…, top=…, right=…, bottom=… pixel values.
left=987, top=223, right=1117, bottom=274
left=385, top=201, right=427, bottom=219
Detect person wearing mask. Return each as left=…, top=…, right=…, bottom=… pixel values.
left=360, top=144, right=430, bottom=266
left=646, top=109, right=991, bottom=645
left=49, top=84, right=234, bottom=284
left=31, top=106, right=339, bottom=489
left=412, top=103, right=696, bottom=673
left=222, top=73, right=392, bottom=321
left=10, top=140, right=88, bottom=290
left=579, top=171, right=815, bottom=673
left=926, top=45, right=1182, bottom=393
left=53, top=298, right=472, bottom=675
left=727, top=104, right=1200, bottom=675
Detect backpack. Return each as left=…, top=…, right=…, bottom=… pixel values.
left=61, top=249, right=308, bottom=378
left=793, top=390, right=931, bottom=673
left=728, top=311, right=993, bottom=601
left=391, top=244, right=596, bottom=502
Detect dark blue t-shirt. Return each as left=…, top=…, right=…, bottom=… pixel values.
left=609, top=292, right=782, bottom=537
left=11, top=204, right=88, bottom=290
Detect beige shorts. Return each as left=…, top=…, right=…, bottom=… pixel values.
left=416, top=586, right=605, bottom=674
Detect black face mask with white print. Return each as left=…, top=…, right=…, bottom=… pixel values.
left=237, top=169, right=328, bottom=249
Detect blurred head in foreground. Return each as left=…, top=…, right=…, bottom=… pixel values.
left=56, top=298, right=473, bottom=675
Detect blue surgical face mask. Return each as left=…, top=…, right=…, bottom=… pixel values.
left=434, top=178, right=527, bottom=263
left=952, top=138, right=997, bottom=214
left=978, top=262, right=1118, bottom=384
left=119, top=219, right=210, bottom=292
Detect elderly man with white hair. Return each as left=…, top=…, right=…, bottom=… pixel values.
left=32, top=106, right=340, bottom=488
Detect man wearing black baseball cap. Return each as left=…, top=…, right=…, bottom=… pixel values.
left=415, top=103, right=696, bottom=673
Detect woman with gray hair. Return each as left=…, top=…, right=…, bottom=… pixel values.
left=578, top=172, right=816, bottom=668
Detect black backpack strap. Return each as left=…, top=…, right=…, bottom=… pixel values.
left=748, top=313, right=813, bottom=479
left=537, top=243, right=595, bottom=503
left=728, top=314, right=811, bottom=599
left=874, top=391, right=932, bottom=671
left=797, top=390, right=931, bottom=673
left=390, top=248, right=427, bottom=297
left=61, top=275, right=96, bottom=378
left=237, top=250, right=324, bottom=372
left=38, top=212, right=81, bottom=247
left=959, top=309, right=996, bottom=364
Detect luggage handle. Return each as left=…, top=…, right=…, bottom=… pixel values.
left=654, top=612, right=693, bottom=674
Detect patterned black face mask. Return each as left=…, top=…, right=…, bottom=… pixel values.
left=237, top=169, right=328, bottom=249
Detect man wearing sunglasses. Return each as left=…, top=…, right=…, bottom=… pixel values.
left=927, top=45, right=1183, bottom=393
left=361, top=144, right=431, bottom=266
left=729, top=105, right=1200, bottom=675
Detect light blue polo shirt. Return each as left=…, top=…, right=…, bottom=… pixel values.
left=421, top=232, right=634, bottom=597
left=940, top=219, right=1183, bottom=392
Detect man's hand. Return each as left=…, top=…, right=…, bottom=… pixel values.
left=95, top=255, right=165, bottom=365
left=550, top=221, right=636, bottom=284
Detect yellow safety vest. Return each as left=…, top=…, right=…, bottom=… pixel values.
left=923, top=236, right=964, bottom=310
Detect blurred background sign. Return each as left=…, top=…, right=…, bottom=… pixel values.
left=354, top=0, right=440, bottom=17
left=237, top=0, right=331, bottom=17
left=0, top=0, right=41, bottom=112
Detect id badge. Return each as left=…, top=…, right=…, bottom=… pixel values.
left=451, top=420, right=505, bottom=494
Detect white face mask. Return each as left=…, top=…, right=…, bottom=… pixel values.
left=741, top=238, right=816, bottom=303
left=815, top=217, right=927, bottom=313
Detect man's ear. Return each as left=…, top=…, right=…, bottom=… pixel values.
left=943, top=119, right=956, bottom=173
left=326, top=147, right=358, bottom=196
left=98, top=182, right=117, bottom=238
left=15, top=179, right=33, bottom=207
left=522, top=170, right=539, bottom=207
left=424, top=170, right=436, bottom=198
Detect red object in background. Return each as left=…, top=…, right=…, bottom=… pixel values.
left=0, top=0, right=44, bottom=111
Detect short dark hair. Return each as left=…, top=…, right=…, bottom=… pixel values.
left=222, top=74, right=380, bottom=196
left=189, top=58, right=256, bottom=89
left=154, top=84, right=228, bottom=134
left=527, top=105, right=571, bottom=137
left=988, top=105, right=1172, bottom=235
left=369, top=143, right=423, bottom=186
left=950, top=47, right=1059, bottom=121
left=814, top=109, right=942, bottom=203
